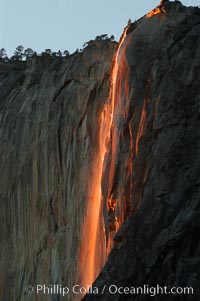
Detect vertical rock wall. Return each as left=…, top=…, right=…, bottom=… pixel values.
left=1, top=2, right=200, bottom=301
left=84, top=2, right=200, bottom=300
left=0, top=41, right=116, bottom=301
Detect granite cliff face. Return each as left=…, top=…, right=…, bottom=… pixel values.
left=0, top=1, right=200, bottom=301
left=85, top=1, right=200, bottom=300
left=0, top=40, right=116, bottom=301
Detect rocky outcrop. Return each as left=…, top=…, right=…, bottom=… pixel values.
left=0, top=41, right=116, bottom=301
left=84, top=1, right=200, bottom=301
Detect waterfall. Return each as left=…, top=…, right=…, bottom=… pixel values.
left=76, top=25, right=131, bottom=295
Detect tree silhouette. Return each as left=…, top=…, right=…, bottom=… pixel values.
left=0, top=48, right=6, bottom=59
left=24, top=48, right=36, bottom=60
left=95, top=34, right=108, bottom=41
left=40, top=49, right=52, bottom=58
left=45, top=49, right=52, bottom=56
left=13, top=45, right=24, bottom=60
left=63, top=50, right=70, bottom=56
left=57, top=50, right=62, bottom=57
left=127, top=18, right=132, bottom=25
left=3, top=45, right=71, bottom=61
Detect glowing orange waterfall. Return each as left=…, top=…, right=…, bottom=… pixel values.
left=105, top=26, right=132, bottom=255
left=110, top=27, right=130, bottom=118
left=76, top=5, right=167, bottom=296
left=77, top=26, right=130, bottom=293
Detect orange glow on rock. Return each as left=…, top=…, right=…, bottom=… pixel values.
left=110, top=27, right=130, bottom=116
left=76, top=109, right=108, bottom=289
left=77, top=25, right=132, bottom=297
left=145, top=6, right=166, bottom=18
left=78, top=6, right=164, bottom=286
left=135, top=104, right=147, bottom=155
left=105, top=26, right=131, bottom=255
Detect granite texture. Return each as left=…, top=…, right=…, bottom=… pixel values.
left=0, top=41, right=116, bottom=301
left=0, top=1, right=200, bottom=301
left=84, top=2, right=200, bottom=301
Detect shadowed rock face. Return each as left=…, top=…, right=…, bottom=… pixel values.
left=0, top=2, right=200, bottom=301
left=0, top=41, right=116, bottom=301
left=84, top=2, right=200, bottom=301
